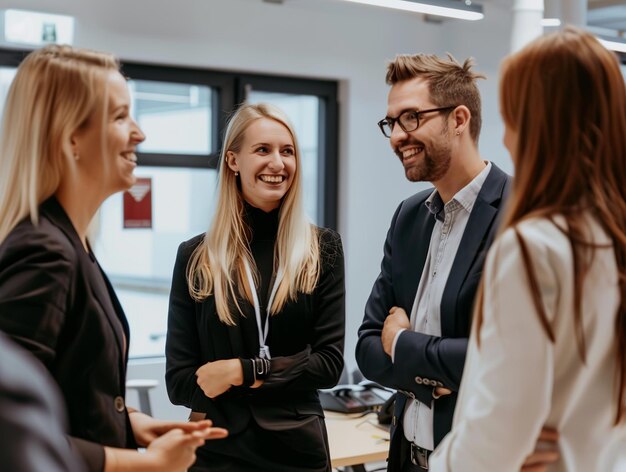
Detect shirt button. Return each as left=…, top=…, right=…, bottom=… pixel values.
left=114, top=396, right=125, bottom=413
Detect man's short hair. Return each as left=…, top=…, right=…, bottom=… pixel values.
left=386, top=53, right=485, bottom=143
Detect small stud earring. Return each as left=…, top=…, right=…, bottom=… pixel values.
left=455, top=131, right=461, bottom=136
left=234, top=171, right=239, bottom=177
left=74, top=153, right=80, bottom=161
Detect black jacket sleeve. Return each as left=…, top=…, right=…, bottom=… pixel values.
left=355, top=202, right=468, bottom=407
left=0, top=226, right=105, bottom=471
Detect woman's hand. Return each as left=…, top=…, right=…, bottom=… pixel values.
left=196, top=359, right=243, bottom=398
left=520, top=427, right=559, bottom=471
left=103, top=423, right=227, bottom=472
left=129, top=412, right=224, bottom=447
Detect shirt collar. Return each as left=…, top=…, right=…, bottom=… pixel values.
left=425, top=161, right=492, bottom=221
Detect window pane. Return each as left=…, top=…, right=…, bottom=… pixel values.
left=94, top=167, right=217, bottom=357
left=129, top=80, right=213, bottom=155
left=247, top=91, right=320, bottom=224
left=0, top=67, right=17, bottom=118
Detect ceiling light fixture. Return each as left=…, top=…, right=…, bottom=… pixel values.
left=598, top=37, right=626, bottom=54
left=339, top=0, right=484, bottom=21
left=3, top=9, right=74, bottom=46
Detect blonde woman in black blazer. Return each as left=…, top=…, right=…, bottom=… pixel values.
left=0, top=46, right=226, bottom=472
left=166, top=103, right=345, bottom=472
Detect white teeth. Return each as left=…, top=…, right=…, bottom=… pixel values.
left=121, top=153, right=137, bottom=163
left=260, top=175, right=284, bottom=183
left=402, top=147, right=423, bottom=159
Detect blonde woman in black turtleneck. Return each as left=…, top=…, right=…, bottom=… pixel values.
left=165, top=103, right=345, bottom=472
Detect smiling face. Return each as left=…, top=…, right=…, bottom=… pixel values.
left=71, top=70, right=145, bottom=198
left=226, top=117, right=296, bottom=212
left=387, top=77, right=453, bottom=183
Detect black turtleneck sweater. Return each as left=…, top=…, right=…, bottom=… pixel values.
left=244, top=202, right=279, bottom=329
left=166, top=201, right=346, bottom=466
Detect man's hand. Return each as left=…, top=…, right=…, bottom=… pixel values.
left=521, top=427, right=559, bottom=471
left=382, top=306, right=411, bottom=356
left=196, top=359, right=243, bottom=399
left=433, top=387, right=452, bottom=399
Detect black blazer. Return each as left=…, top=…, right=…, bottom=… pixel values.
left=355, top=164, right=511, bottom=466
left=165, top=228, right=345, bottom=435
left=0, top=330, right=85, bottom=472
left=0, top=197, right=135, bottom=472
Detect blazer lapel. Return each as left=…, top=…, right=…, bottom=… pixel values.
left=97, top=264, right=131, bottom=369
left=440, top=164, right=509, bottom=334
left=40, top=198, right=127, bottom=372
left=401, top=203, right=435, bottom=309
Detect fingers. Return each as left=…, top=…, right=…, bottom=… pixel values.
left=434, top=387, right=452, bottom=396
left=538, top=427, right=559, bottom=442
left=521, top=450, right=560, bottom=472
left=162, top=427, right=204, bottom=446
left=521, top=465, right=548, bottom=472
left=524, top=450, right=559, bottom=465
left=193, top=427, right=229, bottom=440
left=192, top=419, right=214, bottom=429
left=171, top=420, right=214, bottom=432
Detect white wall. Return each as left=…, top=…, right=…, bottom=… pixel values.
left=0, top=0, right=514, bottom=420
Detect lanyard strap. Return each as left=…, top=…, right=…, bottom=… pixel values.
left=243, top=258, right=283, bottom=359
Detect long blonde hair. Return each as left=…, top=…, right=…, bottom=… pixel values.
left=476, top=27, right=626, bottom=424
left=0, top=45, right=118, bottom=244
left=187, top=103, right=320, bottom=325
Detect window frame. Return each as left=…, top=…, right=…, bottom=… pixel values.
left=0, top=48, right=339, bottom=229
left=237, top=74, right=339, bottom=229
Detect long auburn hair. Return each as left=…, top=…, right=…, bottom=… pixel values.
left=186, top=103, right=320, bottom=325
left=475, top=27, right=626, bottom=424
left=0, top=45, right=118, bottom=245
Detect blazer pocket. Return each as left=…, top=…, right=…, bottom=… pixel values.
left=295, top=403, right=324, bottom=418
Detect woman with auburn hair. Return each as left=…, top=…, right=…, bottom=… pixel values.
left=430, top=27, right=626, bottom=471
left=0, top=45, right=227, bottom=472
left=165, top=102, right=345, bottom=471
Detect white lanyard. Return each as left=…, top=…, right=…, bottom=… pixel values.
left=243, top=259, right=283, bottom=359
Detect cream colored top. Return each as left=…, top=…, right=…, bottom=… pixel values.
left=430, top=215, right=626, bottom=471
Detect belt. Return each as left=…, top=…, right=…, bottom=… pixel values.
left=409, top=442, right=431, bottom=470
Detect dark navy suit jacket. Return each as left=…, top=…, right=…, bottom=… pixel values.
left=356, top=163, right=511, bottom=470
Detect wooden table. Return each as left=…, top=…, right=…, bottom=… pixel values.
left=326, top=411, right=390, bottom=471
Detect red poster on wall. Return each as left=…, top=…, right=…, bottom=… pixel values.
left=123, top=177, right=152, bottom=228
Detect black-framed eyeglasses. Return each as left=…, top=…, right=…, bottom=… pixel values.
left=377, top=106, right=457, bottom=138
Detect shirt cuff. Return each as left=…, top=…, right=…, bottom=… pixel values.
left=391, top=328, right=406, bottom=363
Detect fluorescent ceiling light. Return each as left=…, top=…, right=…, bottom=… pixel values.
left=339, top=0, right=484, bottom=21
left=3, top=9, right=74, bottom=46
left=541, top=18, right=561, bottom=27
left=598, top=37, right=626, bottom=54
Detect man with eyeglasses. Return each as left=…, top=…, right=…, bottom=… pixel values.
left=355, top=54, right=511, bottom=471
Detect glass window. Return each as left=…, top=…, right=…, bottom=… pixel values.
left=94, top=167, right=217, bottom=357
left=129, top=79, right=213, bottom=155
left=0, top=67, right=17, bottom=118
left=247, top=91, right=320, bottom=224
left=0, top=49, right=338, bottom=359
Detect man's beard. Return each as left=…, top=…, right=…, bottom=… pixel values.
left=404, top=139, right=452, bottom=183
